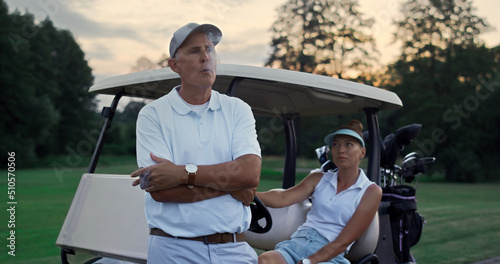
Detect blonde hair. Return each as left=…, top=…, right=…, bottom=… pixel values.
left=338, top=120, right=363, bottom=138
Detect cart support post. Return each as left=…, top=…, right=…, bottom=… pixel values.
left=87, top=92, right=123, bottom=173
left=365, top=108, right=381, bottom=184
left=282, top=114, right=297, bottom=189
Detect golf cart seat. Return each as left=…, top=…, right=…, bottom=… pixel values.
left=245, top=196, right=312, bottom=250
left=245, top=189, right=379, bottom=264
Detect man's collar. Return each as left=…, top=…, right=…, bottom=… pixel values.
left=168, top=86, right=221, bottom=115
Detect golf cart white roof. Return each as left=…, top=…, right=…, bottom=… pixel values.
left=90, top=64, right=402, bottom=116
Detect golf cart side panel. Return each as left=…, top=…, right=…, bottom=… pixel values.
left=56, top=174, right=148, bottom=263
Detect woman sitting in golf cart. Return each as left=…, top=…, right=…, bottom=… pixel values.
left=257, top=120, right=382, bottom=264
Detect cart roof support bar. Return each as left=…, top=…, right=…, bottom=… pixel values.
left=87, top=92, right=123, bottom=173
left=282, top=114, right=298, bottom=189
left=365, top=108, right=381, bottom=184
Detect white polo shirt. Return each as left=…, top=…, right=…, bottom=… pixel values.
left=136, top=86, right=261, bottom=237
left=298, top=169, right=374, bottom=250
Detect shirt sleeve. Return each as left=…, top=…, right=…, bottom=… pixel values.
left=136, top=105, right=172, bottom=168
left=231, top=100, right=261, bottom=160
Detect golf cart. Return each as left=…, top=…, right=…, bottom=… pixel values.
left=57, top=64, right=411, bottom=263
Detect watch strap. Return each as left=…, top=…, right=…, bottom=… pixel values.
left=187, top=172, right=196, bottom=186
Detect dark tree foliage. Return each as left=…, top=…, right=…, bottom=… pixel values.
left=262, top=0, right=378, bottom=159
left=102, top=101, right=146, bottom=156
left=0, top=0, right=96, bottom=166
left=394, top=0, right=488, bottom=62
left=384, top=0, right=499, bottom=182
left=266, top=0, right=378, bottom=79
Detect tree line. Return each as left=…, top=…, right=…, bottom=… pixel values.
left=1, top=0, right=498, bottom=182
left=0, top=0, right=96, bottom=167
left=263, top=0, right=499, bottom=182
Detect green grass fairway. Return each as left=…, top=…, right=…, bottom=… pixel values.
left=411, top=183, right=500, bottom=263
left=0, top=156, right=498, bottom=263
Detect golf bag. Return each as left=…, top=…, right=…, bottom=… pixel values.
left=382, top=185, right=424, bottom=263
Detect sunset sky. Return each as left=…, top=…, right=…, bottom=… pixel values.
left=5, top=0, right=499, bottom=107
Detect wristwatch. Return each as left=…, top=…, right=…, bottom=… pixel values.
left=185, top=163, right=198, bottom=189
left=301, top=258, right=311, bottom=264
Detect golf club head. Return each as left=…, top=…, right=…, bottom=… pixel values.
left=395, top=124, right=422, bottom=147
left=403, top=156, right=418, bottom=169
left=412, top=157, right=436, bottom=175
left=320, top=160, right=336, bottom=172
left=403, top=152, right=419, bottom=162
left=315, top=145, right=329, bottom=165
left=420, top=157, right=436, bottom=164
left=382, top=133, right=401, bottom=168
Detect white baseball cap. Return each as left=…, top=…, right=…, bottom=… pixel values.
left=169, top=23, right=222, bottom=57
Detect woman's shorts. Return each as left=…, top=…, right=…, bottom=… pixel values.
left=274, top=228, right=349, bottom=264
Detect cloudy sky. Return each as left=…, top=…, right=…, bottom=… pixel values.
left=5, top=0, right=499, bottom=106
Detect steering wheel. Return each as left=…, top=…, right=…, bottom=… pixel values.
left=248, top=196, right=273, bottom=233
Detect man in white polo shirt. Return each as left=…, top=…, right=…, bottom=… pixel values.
left=131, top=23, right=261, bottom=263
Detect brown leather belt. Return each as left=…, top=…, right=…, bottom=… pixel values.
left=150, top=228, right=245, bottom=244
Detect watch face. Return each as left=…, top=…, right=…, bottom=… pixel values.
left=186, top=163, right=198, bottom=173
left=302, top=258, right=311, bottom=264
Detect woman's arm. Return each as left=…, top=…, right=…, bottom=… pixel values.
left=256, top=172, right=323, bottom=208
left=304, top=184, right=382, bottom=264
